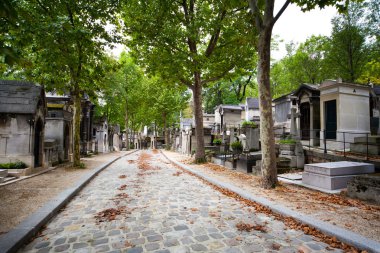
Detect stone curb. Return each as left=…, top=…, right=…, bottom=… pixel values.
left=161, top=151, right=380, bottom=253
left=0, top=150, right=138, bottom=253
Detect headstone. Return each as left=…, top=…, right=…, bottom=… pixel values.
left=279, top=104, right=304, bottom=168
left=302, top=161, right=375, bottom=190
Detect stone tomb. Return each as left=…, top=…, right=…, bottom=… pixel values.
left=302, top=161, right=375, bottom=190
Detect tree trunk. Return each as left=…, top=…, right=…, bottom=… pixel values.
left=124, top=110, right=129, bottom=151
left=193, top=72, right=206, bottom=163
left=257, top=28, right=278, bottom=188
left=72, top=89, right=81, bottom=167
left=163, top=112, right=170, bottom=149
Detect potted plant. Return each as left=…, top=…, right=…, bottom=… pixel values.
left=231, top=141, right=243, bottom=154
left=213, top=138, right=222, bottom=146
left=242, top=120, right=257, bottom=128
left=278, top=138, right=296, bottom=152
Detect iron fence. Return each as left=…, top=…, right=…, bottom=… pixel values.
left=277, top=129, right=380, bottom=160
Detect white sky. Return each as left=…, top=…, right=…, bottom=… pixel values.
left=272, top=0, right=338, bottom=60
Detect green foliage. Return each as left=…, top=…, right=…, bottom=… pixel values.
left=231, top=141, right=243, bottom=151
left=242, top=121, right=257, bottom=128
left=278, top=139, right=296, bottom=145
left=0, top=161, right=27, bottom=169
left=213, top=138, right=222, bottom=145
left=203, top=75, right=258, bottom=113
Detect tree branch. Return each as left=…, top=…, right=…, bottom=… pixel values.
left=205, top=9, right=227, bottom=57
left=201, top=65, right=234, bottom=85
left=273, top=0, right=291, bottom=25
left=248, top=0, right=263, bottom=31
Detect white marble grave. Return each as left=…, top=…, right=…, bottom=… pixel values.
left=302, top=161, right=375, bottom=190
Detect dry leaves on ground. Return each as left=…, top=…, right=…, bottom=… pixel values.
left=119, top=175, right=127, bottom=179
left=173, top=171, right=183, bottom=176
left=236, top=221, right=267, bottom=233
left=173, top=165, right=364, bottom=253
left=118, top=184, right=127, bottom=190
left=94, top=207, right=126, bottom=223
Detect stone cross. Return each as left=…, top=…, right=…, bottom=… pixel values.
left=289, top=107, right=301, bottom=139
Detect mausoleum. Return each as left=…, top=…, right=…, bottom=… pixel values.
left=0, top=80, right=47, bottom=168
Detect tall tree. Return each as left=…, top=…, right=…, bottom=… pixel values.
left=248, top=0, right=351, bottom=188
left=122, top=0, right=256, bottom=162
left=325, top=1, right=369, bottom=82
left=7, top=0, right=121, bottom=166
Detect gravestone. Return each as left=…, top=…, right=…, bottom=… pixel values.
left=279, top=106, right=305, bottom=168
left=302, top=161, right=375, bottom=190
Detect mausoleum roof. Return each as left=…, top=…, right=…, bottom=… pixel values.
left=0, top=80, right=45, bottom=114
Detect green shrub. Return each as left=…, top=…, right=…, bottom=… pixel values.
left=242, top=121, right=257, bottom=128
left=278, top=138, right=296, bottom=144
left=231, top=141, right=243, bottom=151
left=213, top=138, right=222, bottom=145
left=0, top=161, right=27, bottom=169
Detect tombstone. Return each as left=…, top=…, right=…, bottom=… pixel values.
left=302, top=161, right=375, bottom=191
left=279, top=104, right=305, bottom=169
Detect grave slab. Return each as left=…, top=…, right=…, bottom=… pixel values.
left=304, top=161, right=374, bottom=176
left=302, top=172, right=356, bottom=190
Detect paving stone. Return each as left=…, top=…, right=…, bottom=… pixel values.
left=145, top=242, right=160, bottom=251
left=54, top=244, right=70, bottom=252
left=95, top=244, right=110, bottom=253
left=17, top=152, right=344, bottom=253
left=147, top=234, right=163, bottom=242
left=35, top=241, right=50, bottom=249
left=92, top=237, right=109, bottom=246
left=126, top=247, right=143, bottom=253
left=191, top=243, right=208, bottom=251
left=174, top=225, right=188, bottom=231
left=154, top=250, right=170, bottom=253
left=225, top=248, right=243, bottom=253
left=164, top=238, right=180, bottom=247
left=36, top=247, right=52, bottom=253
left=194, top=235, right=209, bottom=242
left=73, top=242, right=88, bottom=249
left=53, top=238, right=66, bottom=246
left=108, top=230, right=121, bottom=236
left=180, top=237, right=194, bottom=245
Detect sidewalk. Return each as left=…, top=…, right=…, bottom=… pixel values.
left=0, top=151, right=126, bottom=235
left=163, top=151, right=380, bottom=244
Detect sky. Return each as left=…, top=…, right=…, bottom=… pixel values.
left=110, top=2, right=338, bottom=60
left=272, top=0, right=338, bottom=60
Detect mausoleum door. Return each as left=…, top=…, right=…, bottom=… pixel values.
left=64, top=123, right=70, bottom=160
left=325, top=100, right=337, bottom=139
left=34, top=119, right=43, bottom=167
left=300, top=103, right=310, bottom=140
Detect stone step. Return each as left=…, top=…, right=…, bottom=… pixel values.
left=0, top=169, right=8, bottom=177
left=302, top=172, right=354, bottom=190
left=354, top=136, right=380, bottom=144
left=304, top=161, right=374, bottom=176
left=277, top=157, right=291, bottom=168
left=350, top=143, right=380, bottom=155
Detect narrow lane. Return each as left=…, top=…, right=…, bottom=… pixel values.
left=19, top=150, right=341, bottom=253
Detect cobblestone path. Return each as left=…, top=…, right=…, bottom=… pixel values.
left=19, top=151, right=341, bottom=253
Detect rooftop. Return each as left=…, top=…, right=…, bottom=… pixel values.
left=0, top=80, right=45, bottom=114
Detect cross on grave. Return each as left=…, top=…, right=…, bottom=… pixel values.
left=288, top=107, right=301, bottom=139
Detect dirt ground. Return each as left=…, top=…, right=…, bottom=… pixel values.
left=163, top=151, right=380, bottom=243
left=0, top=151, right=126, bottom=235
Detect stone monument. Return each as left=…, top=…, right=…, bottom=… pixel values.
left=279, top=103, right=305, bottom=169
